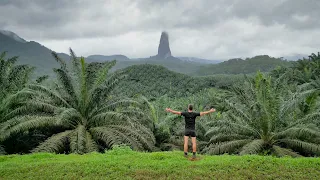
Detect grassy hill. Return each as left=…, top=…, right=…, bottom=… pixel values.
left=1, top=148, right=320, bottom=180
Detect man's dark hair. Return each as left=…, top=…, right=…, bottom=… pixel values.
left=188, top=104, right=193, bottom=111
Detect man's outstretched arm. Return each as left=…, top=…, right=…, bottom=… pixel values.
left=200, top=108, right=216, bottom=116
left=166, top=108, right=181, bottom=115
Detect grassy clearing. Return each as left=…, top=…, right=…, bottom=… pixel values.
left=1, top=148, right=320, bottom=180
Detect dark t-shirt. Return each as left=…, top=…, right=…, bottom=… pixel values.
left=181, top=111, right=200, bottom=130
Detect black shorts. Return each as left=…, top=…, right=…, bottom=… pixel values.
left=184, top=129, right=196, bottom=137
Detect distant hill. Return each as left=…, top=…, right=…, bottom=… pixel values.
left=177, top=57, right=221, bottom=64
left=196, top=55, right=292, bottom=75
left=0, top=30, right=208, bottom=76
left=0, top=30, right=297, bottom=77
left=0, top=30, right=69, bottom=76
left=110, top=56, right=202, bottom=75
left=283, top=54, right=309, bottom=61
left=112, top=64, right=214, bottom=98
left=87, top=54, right=130, bottom=61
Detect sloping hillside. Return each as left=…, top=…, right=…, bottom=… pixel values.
left=113, top=64, right=214, bottom=98
left=0, top=32, right=68, bottom=76
left=196, top=55, right=292, bottom=75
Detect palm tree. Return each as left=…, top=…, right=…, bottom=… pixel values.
left=0, top=49, right=155, bottom=154
left=291, top=52, right=320, bottom=84
left=203, top=72, right=320, bottom=157
left=308, top=52, right=320, bottom=75
left=0, top=52, right=34, bottom=123
left=0, top=52, right=35, bottom=154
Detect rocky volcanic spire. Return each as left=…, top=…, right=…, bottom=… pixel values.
left=157, top=31, right=171, bottom=58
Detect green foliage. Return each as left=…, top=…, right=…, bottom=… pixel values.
left=113, top=64, right=214, bottom=98
left=197, top=55, right=292, bottom=75
left=0, top=49, right=155, bottom=154
left=201, top=74, right=249, bottom=90
left=106, top=144, right=134, bottom=155
left=203, top=72, right=320, bottom=157
left=0, top=51, right=35, bottom=154
left=293, top=52, right=320, bottom=81
left=150, top=88, right=227, bottom=151
left=111, top=57, right=204, bottom=75
left=1, top=46, right=320, bottom=160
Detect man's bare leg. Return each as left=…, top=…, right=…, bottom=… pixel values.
left=184, top=136, right=189, bottom=156
left=191, top=137, right=197, bottom=158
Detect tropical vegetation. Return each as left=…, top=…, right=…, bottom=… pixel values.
left=0, top=49, right=319, bottom=158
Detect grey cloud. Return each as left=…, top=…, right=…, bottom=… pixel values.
left=0, top=0, right=319, bottom=59
left=0, top=0, right=77, bottom=30
left=231, top=0, right=320, bottom=29
left=1, top=0, right=320, bottom=40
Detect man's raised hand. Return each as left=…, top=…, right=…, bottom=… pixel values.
left=166, top=108, right=171, bottom=112
left=210, top=108, right=216, bottom=113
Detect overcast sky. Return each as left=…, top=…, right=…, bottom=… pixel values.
left=1, top=0, right=320, bottom=60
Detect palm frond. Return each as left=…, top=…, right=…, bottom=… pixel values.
left=221, top=121, right=259, bottom=137
left=225, top=100, right=251, bottom=122
left=90, top=99, right=141, bottom=117
left=1, top=116, right=56, bottom=141
left=27, top=84, right=71, bottom=107
left=206, top=139, right=251, bottom=155
left=77, top=57, right=89, bottom=116
left=53, top=68, right=78, bottom=106
left=279, top=139, right=320, bottom=155
left=205, top=127, right=221, bottom=137
left=4, top=101, right=57, bottom=120
left=32, top=130, right=72, bottom=153
left=52, top=51, right=67, bottom=72
left=69, top=125, right=87, bottom=154
left=275, top=126, right=320, bottom=139
left=57, top=108, right=82, bottom=128
left=90, top=112, right=130, bottom=127
left=88, top=72, right=127, bottom=106
left=138, top=95, right=158, bottom=124
left=85, top=131, right=99, bottom=153
left=90, top=127, right=143, bottom=150
left=89, top=60, right=116, bottom=92
left=292, top=112, right=320, bottom=126
left=281, top=89, right=317, bottom=115
left=209, top=133, right=249, bottom=144
left=239, top=139, right=264, bottom=155
left=69, top=48, right=81, bottom=79
left=272, top=145, right=302, bottom=157
left=110, top=125, right=155, bottom=151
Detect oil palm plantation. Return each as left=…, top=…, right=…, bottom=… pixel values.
left=0, top=52, right=35, bottom=154
left=0, top=49, right=155, bottom=154
left=203, top=72, right=320, bottom=157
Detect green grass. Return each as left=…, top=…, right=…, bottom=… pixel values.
left=1, top=148, right=320, bottom=180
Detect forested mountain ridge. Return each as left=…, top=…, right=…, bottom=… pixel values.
left=196, top=55, right=292, bottom=75
left=1, top=30, right=295, bottom=76
left=0, top=30, right=207, bottom=76
left=0, top=31, right=69, bottom=76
